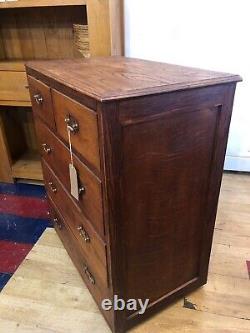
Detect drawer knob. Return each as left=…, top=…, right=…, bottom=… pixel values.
left=77, top=225, right=90, bottom=243
left=65, top=114, right=79, bottom=134
left=79, top=185, right=85, bottom=196
left=42, top=143, right=52, bottom=154
left=34, top=93, right=43, bottom=105
left=53, top=217, right=62, bottom=230
left=48, top=181, right=57, bottom=193
left=84, top=265, right=95, bottom=285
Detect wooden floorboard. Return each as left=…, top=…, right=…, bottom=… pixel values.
left=0, top=173, right=249, bottom=332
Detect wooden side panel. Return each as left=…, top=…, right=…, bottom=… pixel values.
left=199, top=84, right=237, bottom=283
left=0, top=112, right=13, bottom=182
left=101, top=84, right=237, bottom=331
left=86, top=0, right=111, bottom=56
left=121, top=106, right=219, bottom=303
left=123, top=85, right=237, bottom=325
left=20, top=109, right=38, bottom=152
left=4, top=107, right=32, bottom=160
left=108, top=0, right=124, bottom=55
left=87, top=0, right=123, bottom=56
left=101, top=101, right=127, bottom=332
left=0, top=31, right=5, bottom=59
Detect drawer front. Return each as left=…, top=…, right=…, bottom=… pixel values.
left=52, top=89, right=100, bottom=171
left=42, top=160, right=108, bottom=288
left=35, top=119, right=103, bottom=233
left=0, top=70, right=30, bottom=103
left=48, top=198, right=109, bottom=301
left=28, top=75, right=55, bottom=129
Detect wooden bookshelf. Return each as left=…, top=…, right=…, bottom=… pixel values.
left=12, top=151, right=43, bottom=180
left=0, top=0, right=124, bottom=183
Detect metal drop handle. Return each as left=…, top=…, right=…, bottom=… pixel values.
left=65, top=114, right=79, bottom=134
left=77, top=225, right=90, bottom=243
left=42, top=143, right=52, bottom=154
left=34, top=93, right=43, bottom=105
left=84, top=266, right=95, bottom=285
left=48, top=182, right=57, bottom=193
left=53, top=217, right=62, bottom=230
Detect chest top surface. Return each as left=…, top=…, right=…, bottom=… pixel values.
left=26, top=56, right=241, bottom=102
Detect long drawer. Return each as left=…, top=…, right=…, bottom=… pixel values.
left=42, top=160, right=108, bottom=288
left=35, top=118, right=104, bottom=235
left=48, top=198, right=112, bottom=317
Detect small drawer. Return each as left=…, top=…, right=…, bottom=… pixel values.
left=48, top=198, right=108, bottom=297
left=35, top=119, right=103, bottom=236
left=43, top=160, right=108, bottom=288
left=28, top=75, right=55, bottom=129
left=0, top=69, right=30, bottom=104
left=52, top=89, right=100, bottom=172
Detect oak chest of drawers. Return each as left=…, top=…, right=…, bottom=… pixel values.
left=26, top=57, right=241, bottom=333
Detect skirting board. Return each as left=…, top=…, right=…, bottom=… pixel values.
left=224, top=155, right=250, bottom=172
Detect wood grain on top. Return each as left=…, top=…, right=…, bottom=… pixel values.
left=26, top=57, right=242, bottom=101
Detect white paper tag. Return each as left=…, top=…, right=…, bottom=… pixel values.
left=69, top=163, right=79, bottom=201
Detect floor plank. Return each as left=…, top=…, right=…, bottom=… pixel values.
left=0, top=173, right=250, bottom=332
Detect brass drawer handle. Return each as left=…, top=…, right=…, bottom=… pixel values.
left=77, top=225, right=90, bottom=243
left=48, top=181, right=57, bottom=193
left=84, top=265, right=95, bottom=285
left=65, top=114, right=79, bottom=134
left=42, top=143, right=52, bottom=154
left=53, top=217, right=62, bottom=230
left=34, top=93, right=43, bottom=105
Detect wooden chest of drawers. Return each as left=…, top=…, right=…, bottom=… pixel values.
left=26, top=57, right=241, bottom=333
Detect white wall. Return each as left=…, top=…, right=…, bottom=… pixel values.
left=124, top=0, right=250, bottom=171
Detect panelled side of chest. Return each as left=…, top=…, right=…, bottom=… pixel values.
left=100, top=83, right=237, bottom=332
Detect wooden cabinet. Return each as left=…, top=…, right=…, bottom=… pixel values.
left=0, top=0, right=123, bottom=183
left=26, top=57, right=241, bottom=333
